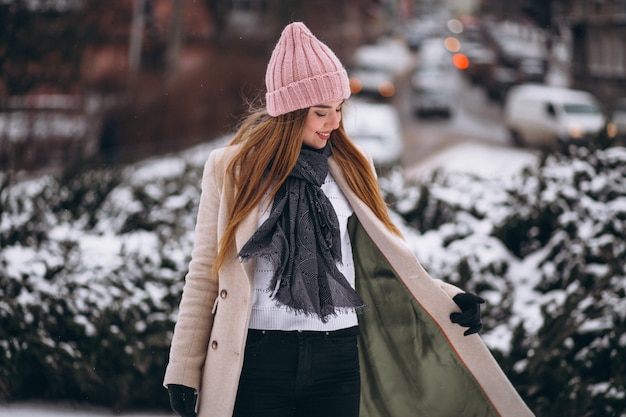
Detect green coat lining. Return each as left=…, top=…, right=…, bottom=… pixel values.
left=349, top=216, right=500, bottom=417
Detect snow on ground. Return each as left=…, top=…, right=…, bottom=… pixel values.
left=405, top=141, right=539, bottom=181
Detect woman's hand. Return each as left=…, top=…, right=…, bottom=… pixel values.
left=450, top=292, right=485, bottom=336
left=167, top=384, right=198, bottom=417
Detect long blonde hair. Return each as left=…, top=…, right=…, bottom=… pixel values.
left=212, top=104, right=402, bottom=274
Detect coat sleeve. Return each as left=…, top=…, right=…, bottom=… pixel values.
left=163, top=151, right=222, bottom=391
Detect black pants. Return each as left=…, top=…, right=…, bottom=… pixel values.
left=232, top=326, right=361, bottom=417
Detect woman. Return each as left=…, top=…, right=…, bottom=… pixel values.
left=163, top=22, right=534, bottom=417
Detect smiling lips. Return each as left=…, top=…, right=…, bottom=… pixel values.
left=317, top=131, right=331, bottom=139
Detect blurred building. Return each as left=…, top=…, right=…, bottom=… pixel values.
left=477, top=0, right=626, bottom=115
left=1, top=0, right=393, bottom=173
left=479, top=0, right=553, bottom=28
left=560, top=0, right=626, bottom=112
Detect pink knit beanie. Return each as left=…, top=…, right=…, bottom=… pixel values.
left=265, top=22, right=351, bottom=117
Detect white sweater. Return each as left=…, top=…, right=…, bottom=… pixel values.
left=248, top=172, right=358, bottom=331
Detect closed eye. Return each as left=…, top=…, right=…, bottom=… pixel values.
left=316, top=108, right=342, bottom=117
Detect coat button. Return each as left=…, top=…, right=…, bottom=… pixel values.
left=220, top=289, right=228, bottom=299
left=211, top=340, right=218, bottom=350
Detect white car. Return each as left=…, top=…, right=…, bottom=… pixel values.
left=411, top=66, right=454, bottom=118
left=343, top=100, right=404, bottom=171
left=349, top=67, right=396, bottom=99
left=348, top=39, right=414, bottom=100
left=503, top=84, right=607, bottom=148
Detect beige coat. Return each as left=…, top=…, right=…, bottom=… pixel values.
left=163, top=145, right=535, bottom=417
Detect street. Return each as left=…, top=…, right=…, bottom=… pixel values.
left=396, top=65, right=512, bottom=169
left=392, top=31, right=572, bottom=173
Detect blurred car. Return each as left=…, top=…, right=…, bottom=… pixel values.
left=349, top=39, right=414, bottom=100
left=503, top=84, right=608, bottom=148
left=463, top=43, right=496, bottom=84
left=417, top=37, right=452, bottom=68
left=494, top=35, right=548, bottom=72
left=413, top=88, right=453, bottom=118
left=411, top=66, right=454, bottom=118
left=517, top=57, right=547, bottom=83
left=349, top=67, right=396, bottom=99
left=343, top=99, right=404, bottom=171
left=484, top=65, right=519, bottom=102
left=404, top=26, right=428, bottom=52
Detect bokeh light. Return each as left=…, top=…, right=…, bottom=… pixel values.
left=378, top=81, right=396, bottom=98
left=453, top=53, right=469, bottom=70
left=444, top=37, right=461, bottom=53
left=349, top=78, right=363, bottom=94
left=447, top=19, right=464, bottom=34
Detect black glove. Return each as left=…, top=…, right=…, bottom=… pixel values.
left=450, top=292, right=485, bottom=336
left=167, top=384, right=198, bottom=417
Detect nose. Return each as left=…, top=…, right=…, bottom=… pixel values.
left=328, top=111, right=341, bottom=130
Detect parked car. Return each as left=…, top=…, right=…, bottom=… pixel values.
left=411, top=66, right=454, bottom=118
left=503, top=84, right=607, bottom=148
left=413, top=88, right=453, bottom=118
left=348, top=39, right=414, bottom=100
left=484, top=65, right=519, bottom=102
left=417, top=37, right=452, bottom=68
left=343, top=99, right=404, bottom=171
left=517, top=57, right=547, bottom=83
left=463, top=43, right=497, bottom=85
left=349, top=66, right=396, bottom=99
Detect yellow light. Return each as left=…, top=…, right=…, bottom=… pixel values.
left=444, top=37, right=461, bottom=53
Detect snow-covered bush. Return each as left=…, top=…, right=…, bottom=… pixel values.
left=494, top=146, right=626, bottom=417
left=0, top=156, right=203, bottom=409
left=1, top=142, right=625, bottom=416
left=382, top=145, right=626, bottom=417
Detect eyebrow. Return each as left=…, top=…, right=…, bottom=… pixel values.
left=311, top=101, right=345, bottom=109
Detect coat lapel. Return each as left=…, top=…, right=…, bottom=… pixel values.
left=228, top=170, right=259, bottom=285
left=234, top=212, right=258, bottom=284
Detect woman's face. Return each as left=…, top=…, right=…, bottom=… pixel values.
left=302, top=99, right=344, bottom=149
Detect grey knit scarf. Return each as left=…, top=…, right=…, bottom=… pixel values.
left=238, top=145, right=367, bottom=322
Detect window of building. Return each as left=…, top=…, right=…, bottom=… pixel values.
left=617, top=31, right=626, bottom=76
left=588, top=30, right=605, bottom=75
